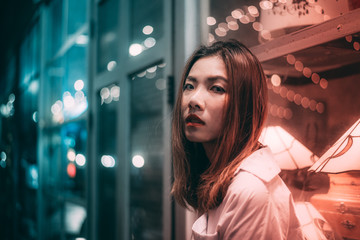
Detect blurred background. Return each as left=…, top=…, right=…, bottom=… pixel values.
left=0, top=0, right=359, bottom=240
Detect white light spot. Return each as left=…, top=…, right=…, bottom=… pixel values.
left=208, top=33, right=215, bottom=43
left=101, top=155, right=116, bottom=168
left=142, top=25, right=154, bottom=35
left=260, top=1, right=273, bottom=10
left=207, top=16, right=216, bottom=26
left=155, top=78, right=166, bottom=90
left=67, top=149, right=76, bottom=161
left=129, top=43, right=143, bottom=56
left=51, top=100, right=63, bottom=115
left=144, top=37, right=156, bottom=48
left=63, top=92, right=75, bottom=108
left=239, top=15, right=250, bottom=24
left=132, top=155, right=145, bottom=168
left=271, top=74, right=281, bottom=86
left=1, top=151, right=6, bottom=161
left=74, top=79, right=84, bottom=91
left=100, top=87, right=110, bottom=100
left=76, top=35, right=88, bottom=45
left=110, top=85, right=120, bottom=100
left=28, top=81, right=39, bottom=94
left=248, top=6, right=259, bottom=17
left=147, top=66, right=157, bottom=73
left=75, top=154, right=86, bottom=167
left=9, top=94, right=15, bottom=103
left=107, top=61, right=117, bottom=71
left=215, top=28, right=227, bottom=37
left=231, top=9, right=244, bottom=19
left=32, top=111, right=38, bottom=123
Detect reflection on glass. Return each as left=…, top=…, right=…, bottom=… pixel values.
left=64, top=202, right=87, bottom=236
left=129, top=0, right=163, bottom=56
left=61, top=121, right=87, bottom=198
left=67, top=0, right=88, bottom=37
left=96, top=83, right=119, bottom=239
left=46, top=45, right=89, bottom=124
left=261, top=33, right=360, bottom=239
left=130, top=63, right=166, bottom=239
left=97, top=0, right=119, bottom=73
left=42, top=129, right=62, bottom=239
left=20, top=22, right=40, bottom=87
left=48, top=0, right=63, bottom=58
left=207, top=0, right=356, bottom=47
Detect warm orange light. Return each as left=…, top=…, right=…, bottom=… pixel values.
left=311, top=73, right=320, bottom=84
left=67, top=163, right=76, bottom=178
left=286, top=54, right=296, bottom=65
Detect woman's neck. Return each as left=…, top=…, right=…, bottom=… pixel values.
left=202, top=141, right=217, bottom=162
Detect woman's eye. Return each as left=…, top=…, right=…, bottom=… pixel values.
left=211, top=86, right=225, bottom=93
left=183, top=83, right=194, bottom=91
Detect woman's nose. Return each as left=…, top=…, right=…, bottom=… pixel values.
left=188, top=89, right=205, bottom=110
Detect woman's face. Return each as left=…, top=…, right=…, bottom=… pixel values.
left=181, top=56, right=228, bottom=143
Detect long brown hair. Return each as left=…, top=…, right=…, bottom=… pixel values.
left=171, top=40, right=268, bottom=213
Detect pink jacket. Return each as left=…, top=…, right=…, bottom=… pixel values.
left=192, top=147, right=305, bottom=240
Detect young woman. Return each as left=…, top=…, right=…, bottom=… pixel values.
left=171, top=40, right=304, bottom=239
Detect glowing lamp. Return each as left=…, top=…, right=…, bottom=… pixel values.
left=309, top=119, right=360, bottom=173
left=259, top=126, right=317, bottom=170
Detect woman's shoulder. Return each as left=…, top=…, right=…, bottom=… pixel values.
left=226, top=170, right=272, bottom=205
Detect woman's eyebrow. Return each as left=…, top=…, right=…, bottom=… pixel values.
left=186, top=76, right=197, bottom=82
left=186, top=76, right=228, bottom=83
left=208, top=76, right=228, bottom=82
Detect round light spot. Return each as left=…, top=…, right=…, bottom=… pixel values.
left=271, top=74, right=281, bottom=86
left=144, top=37, right=156, bottom=48
left=129, top=43, right=143, bottom=56
left=231, top=9, right=244, bottom=19
left=311, top=73, right=320, bottom=84
left=75, top=154, right=86, bottom=167
left=142, top=25, right=154, bottom=35
left=132, top=155, right=145, bottom=168
left=107, top=61, right=117, bottom=71
left=207, top=16, right=216, bottom=26
left=316, top=103, right=325, bottom=114
left=67, top=149, right=76, bottom=161
left=319, top=78, right=328, bottom=89
left=286, top=54, right=296, bottom=65
left=101, top=155, right=116, bottom=168
left=294, top=61, right=304, bottom=72
left=303, top=67, right=312, bottom=78
left=74, top=79, right=84, bottom=91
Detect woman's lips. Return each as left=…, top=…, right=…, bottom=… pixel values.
left=185, top=114, right=205, bottom=127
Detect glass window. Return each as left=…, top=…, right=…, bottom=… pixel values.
left=205, top=0, right=357, bottom=47
left=20, top=23, right=40, bottom=88
left=67, top=0, right=88, bottom=36
left=42, top=129, right=62, bottom=239
left=97, top=0, right=119, bottom=73
left=45, top=44, right=88, bottom=125
left=129, top=62, right=167, bottom=239
left=45, top=58, right=64, bottom=124
left=47, top=0, right=64, bottom=59
left=61, top=121, right=87, bottom=199
left=42, top=121, right=88, bottom=239
left=262, top=33, right=360, bottom=158
left=96, top=83, right=120, bottom=239
left=260, top=32, right=360, bottom=240
left=128, top=0, right=163, bottom=57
